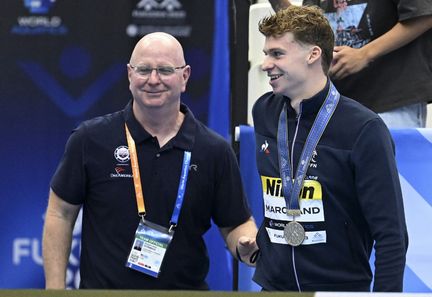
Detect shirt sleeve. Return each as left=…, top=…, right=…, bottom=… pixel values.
left=351, top=118, right=408, bottom=292
left=211, top=142, right=252, bottom=228
left=397, top=0, right=432, bottom=21
left=50, top=125, right=87, bottom=205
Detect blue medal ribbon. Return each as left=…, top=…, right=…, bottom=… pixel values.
left=277, top=82, right=340, bottom=216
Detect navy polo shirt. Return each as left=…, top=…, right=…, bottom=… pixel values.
left=51, top=101, right=251, bottom=289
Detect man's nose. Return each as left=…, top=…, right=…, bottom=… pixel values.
left=261, top=57, right=273, bottom=71
left=147, top=69, right=161, bottom=83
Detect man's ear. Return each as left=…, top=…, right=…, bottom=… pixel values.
left=307, top=46, right=322, bottom=65
left=127, top=64, right=133, bottom=82
left=181, top=65, right=191, bottom=92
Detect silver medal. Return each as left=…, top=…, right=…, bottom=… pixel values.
left=284, top=221, right=305, bottom=246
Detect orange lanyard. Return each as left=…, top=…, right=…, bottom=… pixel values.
left=125, top=124, right=146, bottom=216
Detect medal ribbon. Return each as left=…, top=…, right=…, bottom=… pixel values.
left=277, top=82, right=340, bottom=216
left=125, top=124, right=191, bottom=228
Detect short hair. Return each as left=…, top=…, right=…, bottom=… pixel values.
left=259, top=5, right=334, bottom=74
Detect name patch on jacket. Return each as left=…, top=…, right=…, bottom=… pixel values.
left=261, top=176, right=326, bottom=245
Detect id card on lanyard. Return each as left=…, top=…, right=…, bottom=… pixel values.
left=124, top=124, right=191, bottom=277
left=126, top=219, right=173, bottom=277
left=126, top=219, right=174, bottom=277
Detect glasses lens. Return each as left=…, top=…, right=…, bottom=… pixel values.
left=135, top=66, right=152, bottom=76
left=157, top=66, right=175, bottom=76
left=131, top=65, right=180, bottom=77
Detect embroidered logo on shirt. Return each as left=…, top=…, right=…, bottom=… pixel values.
left=310, top=150, right=318, bottom=168
left=115, top=167, right=125, bottom=174
left=110, top=165, right=132, bottom=178
left=260, top=140, right=270, bottom=154
left=114, top=145, right=130, bottom=163
left=111, top=146, right=132, bottom=178
left=189, top=164, right=198, bottom=172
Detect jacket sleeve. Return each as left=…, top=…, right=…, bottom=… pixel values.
left=351, top=118, right=408, bottom=292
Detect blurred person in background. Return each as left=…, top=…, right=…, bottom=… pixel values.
left=268, top=0, right=432, bottom=128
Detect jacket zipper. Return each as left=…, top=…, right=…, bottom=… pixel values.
left=291, top=104, right=302, bottom=292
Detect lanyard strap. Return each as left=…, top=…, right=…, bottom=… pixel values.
left=277, top=82, right=340, bottom=216
left=125, top=124, right=191, bottom=228
left=170, top=151, right=191, bottom=226
left=126, top=124, right=146, bottom=215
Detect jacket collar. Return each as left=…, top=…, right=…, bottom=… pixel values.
left=286, top=78, right=331, bottom=116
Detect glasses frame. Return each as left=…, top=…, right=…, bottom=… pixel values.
left=128, top=64, right=187, bottom=78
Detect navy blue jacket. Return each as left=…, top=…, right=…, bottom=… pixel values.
left=252, top=82, right=408, bottom=292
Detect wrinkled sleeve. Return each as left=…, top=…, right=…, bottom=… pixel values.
left=351, top=118, right=408, bottom=292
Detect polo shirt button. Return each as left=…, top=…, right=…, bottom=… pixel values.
left=156, top=153, right=161, bottom=158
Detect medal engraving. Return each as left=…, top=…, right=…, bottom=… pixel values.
left=284, top=221, right=305, bottom=246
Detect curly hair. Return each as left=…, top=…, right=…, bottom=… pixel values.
left=259, top=5, right=334, bottom=74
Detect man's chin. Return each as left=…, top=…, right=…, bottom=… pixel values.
left=138, top=99, right=165, bottom=108
left=271, top=88, right=282, bottom=95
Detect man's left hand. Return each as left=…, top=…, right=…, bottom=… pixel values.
left=329, top=46, right=370, bottom=80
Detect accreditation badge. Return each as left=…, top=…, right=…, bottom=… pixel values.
left=126, top=219, right=174, bottom=278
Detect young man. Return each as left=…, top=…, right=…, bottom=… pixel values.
left=252, top=6, right=408, bottom=292
left=42, top=32, right=258, bottom=289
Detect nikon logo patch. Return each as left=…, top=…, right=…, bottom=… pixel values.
left=261, top=176, right=322, bottom=199
left=261, top=176, right=325, bottom=222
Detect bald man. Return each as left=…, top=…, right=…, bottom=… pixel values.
left=43, top=32, right=258, bottom=290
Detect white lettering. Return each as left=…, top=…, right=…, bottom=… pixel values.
left=13, top=238, right=30, bottom=265
left=17, top=16, right=62, bottom=27
left=13, top=238, right=42, bottom=265
left=32, top=239, right=43, bottom=265
left=110, top=173, right=133, bottom=178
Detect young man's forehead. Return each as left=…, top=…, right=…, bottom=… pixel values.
left=264, top=33, right=298, bottom=48
left=266, top=31, right=296, bottom=42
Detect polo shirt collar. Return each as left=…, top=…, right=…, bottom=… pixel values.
left=123, top=100, right=196, bottom=151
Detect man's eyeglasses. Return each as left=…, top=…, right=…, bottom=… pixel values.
left=128, top=64, right=187, bottom=77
